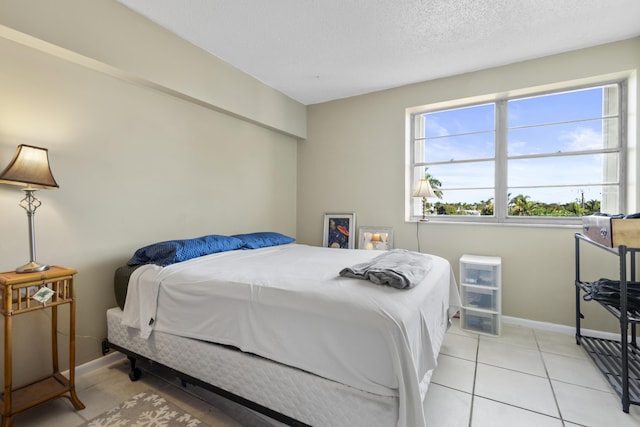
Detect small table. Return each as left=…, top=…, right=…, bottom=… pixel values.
left=0, top=266, right=84, bottom=426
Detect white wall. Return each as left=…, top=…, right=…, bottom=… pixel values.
left=0, top=0, right=302, bottom=386
left=299, top=37, right=640, bottom=334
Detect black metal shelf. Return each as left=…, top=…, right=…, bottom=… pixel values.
left=575, top=280, right=640, bottom=323
left=575, top=233, right=640, bottom=413
left=578, top=336, right=640, bottom=405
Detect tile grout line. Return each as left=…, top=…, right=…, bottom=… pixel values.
left=533, top=329, right=567, bottom=426
left=468, top=333, right=480, bottom=427
left=473, top=327, right=569, bottom=425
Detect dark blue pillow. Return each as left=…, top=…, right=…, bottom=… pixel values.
left=232, top=232, right=295, bottom=249
left=127, top=234, right=244, bottom=267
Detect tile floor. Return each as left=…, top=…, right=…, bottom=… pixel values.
left=425, top=319, right=640, bottom=427
left=11, top=320, right=640, bottom=426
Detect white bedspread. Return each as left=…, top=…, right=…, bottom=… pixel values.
left=121, top=244, right=460, bottom=427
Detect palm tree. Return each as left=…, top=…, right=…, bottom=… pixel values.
left=479, top=197, right=494, bottom=215
left=584, top=199, right=601, bottom=215
left=424, top=168, right=443, bottom=199
left=509, top=194, right=532, bottom=216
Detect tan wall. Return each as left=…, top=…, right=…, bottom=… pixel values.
left=1, top=0, right=638, bottom=388
left=0, top=0, right=306, bottom=139
left=299, top=37, right=640, bottom=334
left=0, top=1, right=300, bottom=385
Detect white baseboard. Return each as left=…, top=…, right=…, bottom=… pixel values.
left=63, top=350, right=126, bottom=378
left=502, top=315, right=621, bottom=341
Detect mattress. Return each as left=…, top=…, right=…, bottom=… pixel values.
left=108, top=307, right=401, bottom=426
left=118, top=244, right=460, bottom=426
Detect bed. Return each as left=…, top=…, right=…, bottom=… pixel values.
left=104, top=233, right=461, bottom=427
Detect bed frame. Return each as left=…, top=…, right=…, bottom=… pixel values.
left=102, top=337, right=308, bottom=426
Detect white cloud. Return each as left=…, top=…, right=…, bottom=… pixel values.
left=425, top=117, right=450, bottom=137
left=561, top=126, right=602, bottom=151
left=507, top=139, right=528, bottom=156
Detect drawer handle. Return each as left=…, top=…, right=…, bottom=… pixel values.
left=600, top=227, right=608, bottom=238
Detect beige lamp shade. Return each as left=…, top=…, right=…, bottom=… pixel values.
left=412, top=179, right=436, bottom=198
left=0, top=144, right=59, bottom=189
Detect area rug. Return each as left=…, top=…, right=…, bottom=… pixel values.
left=81, top=390, right=211, bottom=427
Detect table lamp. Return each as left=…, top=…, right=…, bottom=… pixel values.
left=0, top=144, right=59, bottom=273
left=412, top=178, right=436, bottom=221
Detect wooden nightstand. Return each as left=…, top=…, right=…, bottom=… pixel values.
left=0, top=266, right=84, bottom=426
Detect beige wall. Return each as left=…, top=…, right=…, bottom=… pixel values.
left=0, top=0, right=306, bottom=139
left=299, top=37, right=640, bottom=334
left=0, top=0, right=301, bottom=385
left=1, top=0, right=638, bottom=388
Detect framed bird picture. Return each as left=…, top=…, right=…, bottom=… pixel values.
left=322, top=213, right=356, bottom=249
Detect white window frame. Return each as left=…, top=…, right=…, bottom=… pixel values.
left=406, top=79, right=628, bottom=225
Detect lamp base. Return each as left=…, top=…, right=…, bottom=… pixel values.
left=15, top=261, right=50, bottom=274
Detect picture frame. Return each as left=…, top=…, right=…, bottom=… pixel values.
left=323, top=213, right=356, bottom=249
left=358, top=226, right=393, bottom=251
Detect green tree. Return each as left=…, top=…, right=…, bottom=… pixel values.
left=509, top=194, right=532, bottom=216
left=583, top=199, right=601, bottom=215
left=422, top=168, right=443, bottom=215
left=435, top=192, right=601, bottom=218
left=479, top=198, right=494, bottom=215
left=424, top=168, right=443, bottom=199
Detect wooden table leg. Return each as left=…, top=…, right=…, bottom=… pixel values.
left=67, top=296, right=84, bottom=409
left=2, top=314, right=12, bottom=427
left=51, top=306, right=58, bottom=373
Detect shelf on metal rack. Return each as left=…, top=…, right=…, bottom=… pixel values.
left=577, top=335, right=640, bottom=406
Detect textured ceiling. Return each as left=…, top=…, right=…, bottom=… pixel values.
left=117, top=0, right=640, bottom=105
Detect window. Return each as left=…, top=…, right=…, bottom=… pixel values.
left=407, top=81, right=626, bottom=224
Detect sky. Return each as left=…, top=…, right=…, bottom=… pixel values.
left=418, top=85, right=619, bottom=209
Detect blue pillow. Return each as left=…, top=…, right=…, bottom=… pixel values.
left=232, top=232, right=295, bottom=249
left=127, top=234, right=244, bottom=266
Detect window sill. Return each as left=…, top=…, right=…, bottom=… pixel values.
left=408, top=217, right=582, bottom=229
